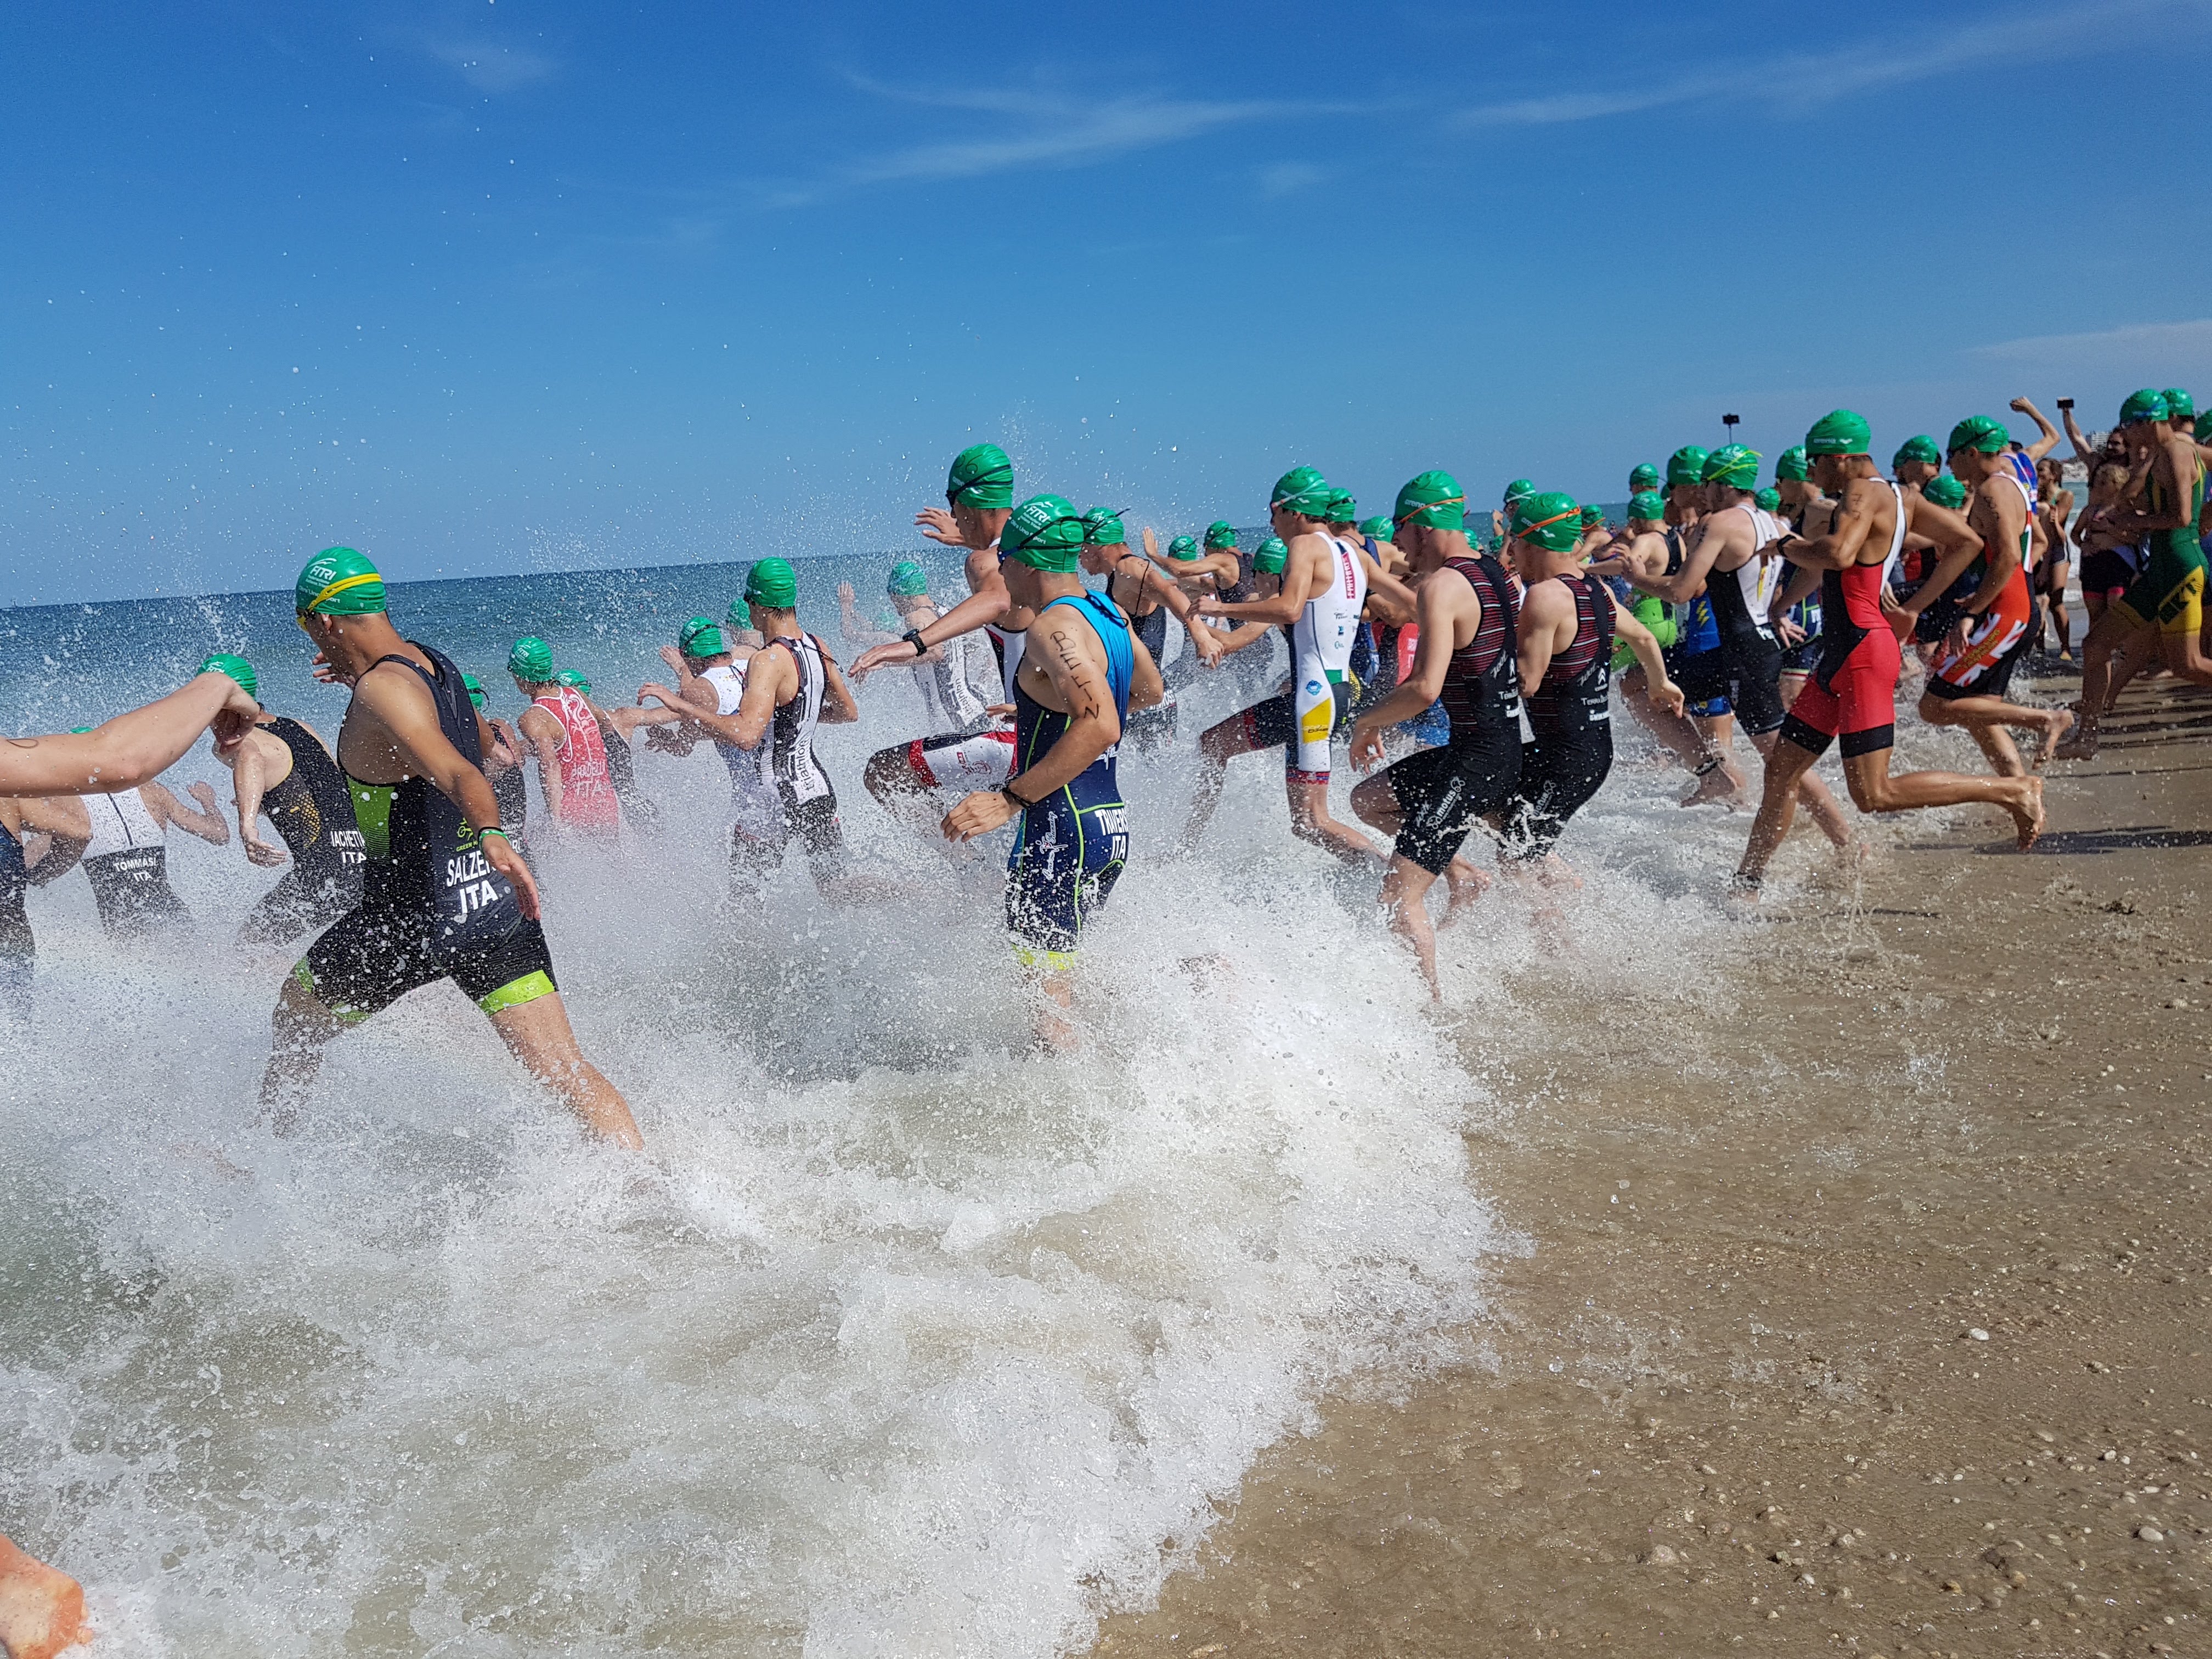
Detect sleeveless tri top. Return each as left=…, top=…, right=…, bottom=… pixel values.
left=1289, top=535, right=1368, bottom=687
left=78, top=789, right=189, bottom=932
left=1436, top=554, right=1523, bottom=745
left=531, top=683, right=620, bottom=831
left=257, top=716, right=366, bottom=885
left=700, top=662, right=785, bottom=835
left=765, top=635, right=835, bottom=807
left=1011, top=593, right=1135, bottom=813
left=1527, top=574, right=1615, bottom=739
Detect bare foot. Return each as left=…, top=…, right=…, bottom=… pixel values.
left=1680, top=760, right=1746, bottom=809
left=2051, top=720, right=2098, bottom=761
left=0, top=1536, right=89, bottom=1659
left=2011, top=778, right=2046, bottom=851
left=2034, top=707, right=2075, bottom=767
left=1439, top=860, right=1493, bottom=928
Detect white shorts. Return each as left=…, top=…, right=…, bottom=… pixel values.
left=905, top=728, right=1015, bottom=791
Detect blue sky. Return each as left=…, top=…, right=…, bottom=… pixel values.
left=6, top=0, right=2211, bottom=604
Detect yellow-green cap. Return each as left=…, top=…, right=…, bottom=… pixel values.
left=295, top=547, right=386, bottom=615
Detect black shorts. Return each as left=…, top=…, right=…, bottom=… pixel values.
left=733, top=789, right=847, bottom=888
left=1674, top=635, right=1787, bottom=735
left=302, top=900, right=557, bottom=1019
left=2079, top=548, right=2138, bottom=598
left=1385, top=736, right=1522, bottom=876
left=1779, top=632, right=1822, bottom=673
left=1502, top=731, right=1613, bottom=861
left=239, top=864, right=361, bottom=947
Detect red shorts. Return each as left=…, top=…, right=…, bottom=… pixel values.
left=1780, top=622, right=1900, bottom=759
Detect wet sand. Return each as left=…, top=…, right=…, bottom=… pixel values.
left=1091, top=662, right=2212, bottom=1658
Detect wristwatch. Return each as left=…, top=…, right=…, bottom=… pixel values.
left=902, top=629, right=928, bottom=657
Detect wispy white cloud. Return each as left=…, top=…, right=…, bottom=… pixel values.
left=1454, top=0, right=2208, bottom=128
left=421, top=37, right=558, bottom=94
left=758, top=78, right=1314, bottom=206
left=1256, top=161, right=1334, bottom=200
left=1972, top=318, right=2212, bottom=362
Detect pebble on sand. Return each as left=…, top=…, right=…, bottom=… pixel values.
left=1966, top=1328, right=1990, bottom=1341
left=1644, top=1545, right=1679, bottom=1566
left=2135, top=1526, right=2164, bottom=1543
left=0, top=1537, right=89, bottom=1659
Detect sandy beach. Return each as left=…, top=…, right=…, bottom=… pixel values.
left=1090, top=660, right=2212, bottom=1658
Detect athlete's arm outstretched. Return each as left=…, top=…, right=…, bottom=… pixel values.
left=1, top=673, right=260, bottom=799
left=1199, top=536, right=1322, bottom=626
left=2009, top=397, right=2062, bottom=462
left=1130, top=562, right=1226, bottom=665
left=851, top=549, right=1011, bottom=680
left=1626, top=516, right=1733, bottom=603
left=142, top=779, right=232, bottom=845
left=638, top=646, right=788, bottom=751
left=1141, top=527, right=1240, bottom=590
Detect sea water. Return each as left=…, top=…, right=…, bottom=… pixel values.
left=0, top=551, right=1973, bottom=1656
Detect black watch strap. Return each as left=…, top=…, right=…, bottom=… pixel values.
left=902, top=629, right=928, bottom=657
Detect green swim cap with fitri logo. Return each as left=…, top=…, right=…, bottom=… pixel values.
left=1167, top=535, right=1200, bottom=561
left=1510, top=491, right=1584, bottom=553
left=1664, top=448, right=1708, bottom=489
left=1774, top=446, right=1810, bottom=482
left=1269, top=465, right=1335, bottom=517
left=1628, top=490, right=1666, bottom=522
left=1923, top=473, right=1968, bottom=510
left=744, top=557, right=799, bottom=609
left=679, top=616, right=726, bottom=658
left=506, top=636, right=554, bottom=682
left=1252, top=536, right=1289, bottom=574
left=556, top=669, right=592, bottom=697
left=1947, top=415, right=2010, bottom=455
left=886, top=560, right=929, bottom=597
left=1081, top=507, right=1127, bottom=547
left=1805, top=411, right=1872, bottom=458
left=1629, top=463, right=1662, bottom=494
left=1001, top=494, right=1088, bottom=573
left=2118, top=388, right=2170, bottom=427
left=295, top=547, right=386, bottom=616
left=1701, top=444, right=1763, bottom=489
left=946, top=443, right=1014, bottom=509
left=1395, top=470, right=1466, bottom=531
left=1203, top=520, right=1238, bottom=550
left=199, top=653, right=258, bottom=699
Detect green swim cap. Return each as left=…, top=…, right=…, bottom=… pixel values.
left=1579, top=505, right=1605, bottom=527
left=1510, top=490, right=1583, bottom=553
left=1270, top=465, right=1335, bottom=517
left=947, top=443, right=1014, bottom=509
left=1923, top=472, right=1968, bottom=509
left=1203, top=520, right=1238, bottom=550
left=679, top=615, right=726, bottom=658
left=2118, top=388, right=2170, bottom=426
left=1357, top=515, right=1395, bottom=541
left=1628, top=463, right=1662, bottom=494
left=199, top=653, right=257, bottom=699
left=1080, top=506, right=1126, bottom=547
left=1252, top=535, right=1288, bottom=574
left=887, top=560, right=929, bottom=597
left=1627, top=490, right=1666, bottom=523
left=556, top=669, right=592, bottom=697
left=1167, top=534, right=1200, bottom=561
left=1754, top=487, right=1782, bottom=512
left=1774, top=445, right=1809, bottom=483
left=1002, top=493, right=1087, bottom=573
left=507, top=636, right=554, bottom=682
left=1503, top=477, right=1536, bottom=507
left=1947, top=415, right=2010, bottom=455
left=1805, top=411, right=1872, bottom=458
left=2162, top=387, right=2194, bottom=421
left=462, top=672, right=487, bottom=709
left=1701, top=443, right=1762, bottom=490
left=1395, top=469, right=1466, bottom=531
left=1664, top=448, right=1708, bottom=489
left=744, top=557, right=799, bottom=610
left=1324, top=489, right=1357, bottom=524
left=1889, top=433, right=1940, bottom=467
left=294, top=546, right=386, bottom=616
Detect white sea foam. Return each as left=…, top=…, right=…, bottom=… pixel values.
left=1, top=569, right=2029, bottom=1655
